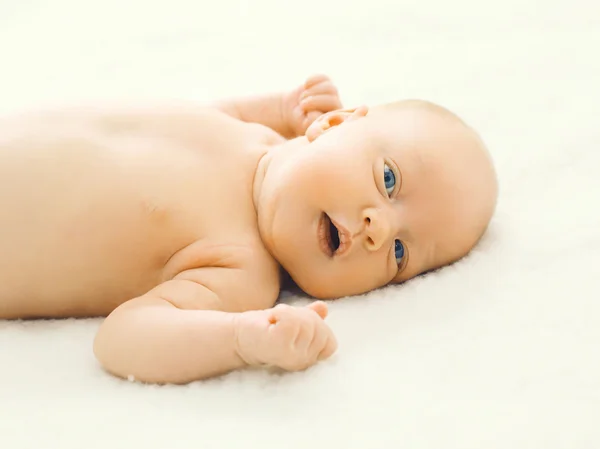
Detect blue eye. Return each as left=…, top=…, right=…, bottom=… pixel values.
left=394, top=239, right=405, bottom=264
left=383, top=163, right=396, bottom=196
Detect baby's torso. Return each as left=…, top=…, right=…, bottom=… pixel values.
left=0, top=106, right=282, bottom=318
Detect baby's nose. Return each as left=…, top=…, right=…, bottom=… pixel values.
left=360, top=207, right=391, bottom=252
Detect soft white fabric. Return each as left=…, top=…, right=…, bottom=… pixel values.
left=1, top=0, right=599, bottom=448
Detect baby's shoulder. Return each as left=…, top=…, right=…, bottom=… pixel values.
left=163, top=238, right=281, bottom=312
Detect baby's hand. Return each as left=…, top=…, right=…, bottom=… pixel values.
left=235, top=301, right=338, bottom=371
left=282, top=74, right=343, bottom=138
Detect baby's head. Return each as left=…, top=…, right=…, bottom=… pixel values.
left=255, top=100, right=497, bottom=298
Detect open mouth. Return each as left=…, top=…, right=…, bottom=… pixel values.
left=318, top=213, right=342, bottom=257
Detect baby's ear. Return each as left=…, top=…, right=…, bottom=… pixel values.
left=305, top=106, right=368, bottom=142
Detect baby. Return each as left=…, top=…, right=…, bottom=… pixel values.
left=0, top=75, right=497, bottom=383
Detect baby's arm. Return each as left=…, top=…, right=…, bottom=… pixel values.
left=214, top=74, right=342, bottom=139
left=93, top=271, right=337, bottom=384
left=94, top=293, right=245, bottom=383
left=215, top=92, right=290, bottom=137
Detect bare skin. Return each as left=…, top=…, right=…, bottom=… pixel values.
left=0, top=75, right=497, bottom=383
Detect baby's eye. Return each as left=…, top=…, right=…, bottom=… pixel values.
left=383, top=163, right=396, bottom=196
left=394, top=239, right=405, bottom=265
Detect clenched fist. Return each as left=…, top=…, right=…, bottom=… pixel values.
left=234, top=301, right=338, bottom=371
left=281, top=74, right=343, bottom=138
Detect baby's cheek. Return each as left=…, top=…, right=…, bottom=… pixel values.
left=286, top=154, right=334, bottom=195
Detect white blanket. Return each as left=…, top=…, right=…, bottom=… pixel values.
left=1, top=0, right=599, bottom=448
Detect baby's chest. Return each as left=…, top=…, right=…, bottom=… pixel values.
left=178, top=178, right=257, bottom=241
left=147, top=131, right=264, bottom=244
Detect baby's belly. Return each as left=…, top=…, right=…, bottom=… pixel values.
left=0, top=138, right=196, bottom=318
left=0, top=202, right=188, bottom=318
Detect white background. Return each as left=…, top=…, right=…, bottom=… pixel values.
left=1, top=1, right=599, bottom=448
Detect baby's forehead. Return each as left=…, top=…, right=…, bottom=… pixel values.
left=377, top=132, right=442, bottom=187
left=377, top=110, right=474, bottom=171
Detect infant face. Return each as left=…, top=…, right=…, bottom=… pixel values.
left=256, top=101, right=497, bottom=299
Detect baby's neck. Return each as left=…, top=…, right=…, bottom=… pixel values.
left=251, top=136, right=306, bottom=214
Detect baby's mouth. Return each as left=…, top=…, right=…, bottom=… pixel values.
left=318, top=213, right=350, bottom=257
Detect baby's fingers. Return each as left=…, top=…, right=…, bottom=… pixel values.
left=307, top=323, right=328, bottom=363
left=300, top=111, right=323, bottom=133
left=301, top=80, right=338, bottom=100
left=304, top=74, right=332, bottom=89
left=300, top=94, right=342, bottom=114
left=306, top=301, right=328, bottom=319
left=316, top=324, right=338, bottom=361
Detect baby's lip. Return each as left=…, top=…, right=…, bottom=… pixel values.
left=317, top=213, right=353, bottom=258
left=318, top=213, right=334, bottom=257
left=329, top=216, right=352, bottom=257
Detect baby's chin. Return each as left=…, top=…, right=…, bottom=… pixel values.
left=285, top=266, right=378, bottom=300
left=294, top=281, right=337, bottom=300
left=281, top=265, right=335, bottom=300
